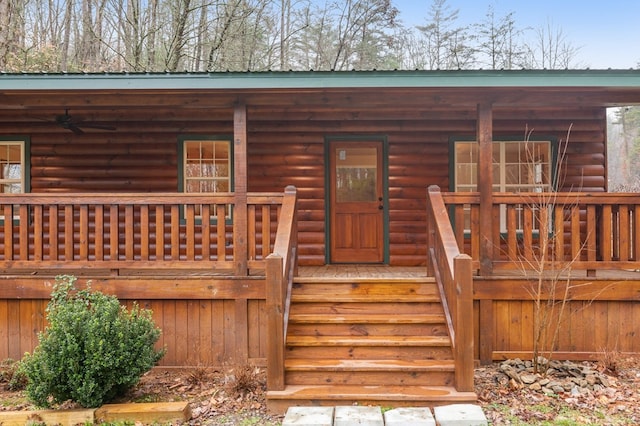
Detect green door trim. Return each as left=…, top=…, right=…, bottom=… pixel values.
left=324, top=135, right=390, bottom=264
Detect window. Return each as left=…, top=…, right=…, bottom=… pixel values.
left=0, top=141, right=26, bottom=194
left=453, top=139, right=553, bottom=232
left=0, top=139, right=28, bottom=222
left=180, top=138, right=232, bottom=219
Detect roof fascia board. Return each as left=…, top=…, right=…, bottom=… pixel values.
left=2, top=70, right=640, bottom=91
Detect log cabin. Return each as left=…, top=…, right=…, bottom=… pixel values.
left=0, top=69, right=639, bottom=412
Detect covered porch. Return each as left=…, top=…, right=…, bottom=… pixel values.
left=0, top=69, right=639, bottom=411
left=1, top=185, right=638, bottom=409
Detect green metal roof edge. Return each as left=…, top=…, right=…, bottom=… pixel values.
left=1, top=69, right=640, bottom=90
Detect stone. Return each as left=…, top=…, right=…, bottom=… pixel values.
left=433, top=404, right=488, bottom=426
left=282, top=406, right=334, bottom=426
left=384, top=407, right=435, bottom=426
left=529, top=382, right=542, bottom=391
left=334, top=406, right=383, bottom=426
left=520, top=374, right=538, bottom=384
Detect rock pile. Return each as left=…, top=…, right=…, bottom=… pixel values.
left=495, top=358, right=611, bottom=396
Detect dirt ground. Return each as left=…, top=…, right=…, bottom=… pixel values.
left=1, top=356, right=640, bottom=425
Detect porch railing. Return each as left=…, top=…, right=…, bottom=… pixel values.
left=442, top=192, right=640, bottom=275
left=426, top=186, right=474, bottom=392
left=265, top=186, right=298, bottom=391
left=0, top=191, right=285, bottom=274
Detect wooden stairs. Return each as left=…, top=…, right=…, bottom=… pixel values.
left=266, top=275, right=477, bottom=412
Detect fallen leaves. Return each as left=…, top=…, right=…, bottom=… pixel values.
left=476, top=357, right=640, bottom=425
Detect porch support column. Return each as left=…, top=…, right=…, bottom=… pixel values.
left=233, top=102, right=248, bottom=276
left=477, top=102, right=493, bottom=276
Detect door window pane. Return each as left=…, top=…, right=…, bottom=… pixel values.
left=335, top=147, right=377, bottom=202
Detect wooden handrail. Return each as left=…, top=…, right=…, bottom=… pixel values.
left=0, top=192, right=284, bottom=274
left=266, top=186, right=298, bottom=391
left=426, top=185, right=474, bottom=392
left=442, top=191, right=640, bottom=275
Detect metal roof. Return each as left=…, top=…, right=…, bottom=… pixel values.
left=2, top=69, right=640, bottom=91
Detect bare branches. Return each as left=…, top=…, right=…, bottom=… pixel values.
left=0, top=0, right=584, bottom=73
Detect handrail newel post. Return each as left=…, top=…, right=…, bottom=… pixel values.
left=454, top=253, right=474, bottom=392
left=266, top=253, right=285, bottom=391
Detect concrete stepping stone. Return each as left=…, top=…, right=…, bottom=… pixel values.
left=282, top=406, right=335, bottom=426
left=383, top=407, right=435, bottom=426
left=334, top=406, right=384, bottom=426
left=433, top=404, right=488, bottom=426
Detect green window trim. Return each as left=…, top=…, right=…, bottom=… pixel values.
left=177, top=135, right=234, bottom=224
left=0, top=137, right=30, bottom=225
left=448, top=135, right=559, bottom=235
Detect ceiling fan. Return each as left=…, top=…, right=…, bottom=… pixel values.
left=54, top=109, right=116, bottom=134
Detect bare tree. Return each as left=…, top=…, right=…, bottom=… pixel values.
left=417, top=0, right=474, bottom=70
left=473, top=6, right=526, bottom=70
left=522, top=19, right=581, bottom=69
left=0, top=0, right=589, bottom=73
left=610, top=107, right=640, bottom=192
left=0, top=0, right=27, bottom=69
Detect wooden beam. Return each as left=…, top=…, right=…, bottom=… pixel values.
left=477, top=102, right=493, bottom=276
left=0, top=276, right=266, bottom=300
left=234, top=103, right=249, bottom=276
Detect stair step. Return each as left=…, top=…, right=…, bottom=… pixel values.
left=292, top=281, right=437, bottom=292
left=289, top=313, right=445, bottom=324
left=291, top=293, right=441, bottom=303
left=289, top=301, right=445, bottom=316
left=267, top=384, right=477, bottom=413
left=285, top=358, right=455, bottom=372
left=293, top=277, right=435, bottom=284
left=267, top=384, right=474, bottom=401
left=286, top=335, right=451, bottom=347
left=285, top=345, right=453, bottom=360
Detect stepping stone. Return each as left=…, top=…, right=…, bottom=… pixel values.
left=282, top=406, right=334, bottom=426
left=433, top=404, right=488, bottom=426
left=334, top=406, right=384, bottom=426
left=384, top=407, right=436, bottom=426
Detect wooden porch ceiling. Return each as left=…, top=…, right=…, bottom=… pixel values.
left=1, top=77, right=640, bottom=132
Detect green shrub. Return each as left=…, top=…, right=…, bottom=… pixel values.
left=21, top=275, right=165, bottom=408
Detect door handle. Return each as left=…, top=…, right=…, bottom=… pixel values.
left=378, top=205, right=383, bottom=210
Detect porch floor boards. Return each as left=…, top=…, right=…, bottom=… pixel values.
left=297, top=265, right=428, bottom=279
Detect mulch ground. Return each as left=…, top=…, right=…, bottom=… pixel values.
left=2, top=357, right=639, bottom=425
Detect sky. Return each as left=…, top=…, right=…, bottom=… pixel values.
left=393, top=0, right=640, bottom=69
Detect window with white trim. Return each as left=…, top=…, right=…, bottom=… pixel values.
left=181, top=139, right=232, bottom=219
left=454, top=140, right=553, bottom=232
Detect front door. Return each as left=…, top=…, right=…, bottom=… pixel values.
left=329, top=140, right=385, bottom=263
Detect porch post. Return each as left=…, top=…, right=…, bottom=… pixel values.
left=477, top=102, right=493, bottom=275
left=234, top=102, right=248, bottom=276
